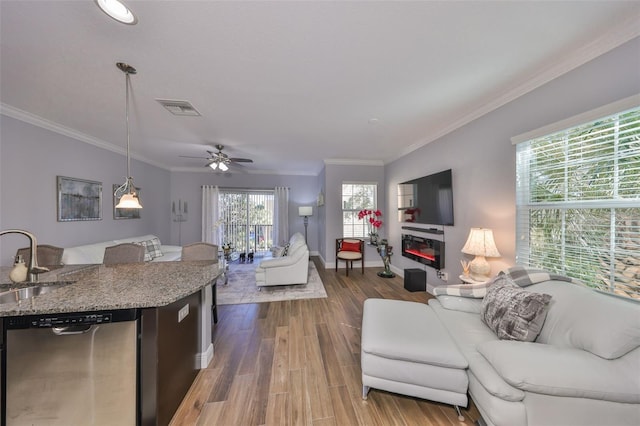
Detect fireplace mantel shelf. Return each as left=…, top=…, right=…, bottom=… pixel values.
left=401, top=226, right=444, bottom=235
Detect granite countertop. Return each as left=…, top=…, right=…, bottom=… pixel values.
left=0, top=261, right=221, bottom=317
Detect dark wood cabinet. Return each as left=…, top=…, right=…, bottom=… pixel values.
left=140, top=291, right=201, bottom=426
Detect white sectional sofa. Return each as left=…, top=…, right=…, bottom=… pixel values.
left=61, top=234, right=182, bottom=265
left=429, top=267, right=640, bottom=426
left=254, top=232, right=309, bottom=286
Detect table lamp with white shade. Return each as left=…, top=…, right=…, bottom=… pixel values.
left=461, top=228, right=501, bottom=282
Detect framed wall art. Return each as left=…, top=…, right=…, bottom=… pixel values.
left=57, top=176, right=103, bottom=221
left=113, top=184, right=141, bottom=219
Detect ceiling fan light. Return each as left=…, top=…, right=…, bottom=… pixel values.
left=219, top=162, right=229, bottom=172
left=209, top=162, right=218, bottom=170
left=95, top=0, right=138, bottom=25
left=116, top=192, right=143, bottom=209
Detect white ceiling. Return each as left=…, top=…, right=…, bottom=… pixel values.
left=2, top=1, right=639, bottom=175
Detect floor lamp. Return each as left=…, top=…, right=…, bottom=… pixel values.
left=299, top=206, right=313, bottom=245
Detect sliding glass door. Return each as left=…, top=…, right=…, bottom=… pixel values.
left=218, top=190, right=274, bottom=256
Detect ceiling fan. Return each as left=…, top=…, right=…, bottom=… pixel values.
left=180, top=144, right=253, bottom=171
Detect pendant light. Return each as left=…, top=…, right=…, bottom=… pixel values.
left=95, top=0, right=138, bottom=25
left=114, top=62, right=142, bottom=209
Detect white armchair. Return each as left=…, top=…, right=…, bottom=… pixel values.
left=255, top=232, right=309, bottom=286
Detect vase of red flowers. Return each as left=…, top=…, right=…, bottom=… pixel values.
left=358, top=209, right=383, bottom=244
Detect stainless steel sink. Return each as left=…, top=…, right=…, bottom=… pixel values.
left=0, top=281, right=74, bottom=304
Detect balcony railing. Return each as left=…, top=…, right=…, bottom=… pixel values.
left=222, top=224, right=273, bottom=256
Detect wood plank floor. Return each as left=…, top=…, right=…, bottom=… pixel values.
left=170, top=257, right=481, bottom=425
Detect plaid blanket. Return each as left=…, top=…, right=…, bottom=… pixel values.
left=433, top=265, right=581, bottom=299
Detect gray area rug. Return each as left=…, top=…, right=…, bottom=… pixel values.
left=217, top=260, right=327, bottom=305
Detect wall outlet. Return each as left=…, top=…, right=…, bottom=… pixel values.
left=178, top=304, right=189, bottom=323
left=437, top=271, right=448, bottom=282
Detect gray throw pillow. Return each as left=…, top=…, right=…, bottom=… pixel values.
left=481, top=275, right=552, bottom=342
left=137, top=238, right=163, bottom=261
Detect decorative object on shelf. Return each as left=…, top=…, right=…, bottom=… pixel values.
left=460, top=259, right=471, bottom=277
left=299, top=206, right=313, bottom=244
left=376, top=239, right=395, bottom=278
left=57, top=176, right=102, bottom=222
left=358, top=209, right=383, bottom=243
left=113, top=184, right=141, bottom=219
left=113, top=62, right=142, bottom=210
left=461, top=228, right=501, bottom=282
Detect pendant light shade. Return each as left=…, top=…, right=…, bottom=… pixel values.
left=95, top=0, right=138, bottom=25
left=115, top=179, right=141, bottom=209
left=114, top=62, right=142, bottom=209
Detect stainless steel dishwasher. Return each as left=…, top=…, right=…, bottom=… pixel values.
left=3, top=309, right=138, bottom=426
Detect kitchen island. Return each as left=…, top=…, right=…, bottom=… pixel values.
left=0, top=261, right=222, bottom=426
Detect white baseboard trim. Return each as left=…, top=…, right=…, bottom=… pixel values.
left=197, top=343, right=214, bottom=369
left=390, top=264, right=404, bottom=277
left=325, top=260, right=385, bottom=269
left=318, top=254, right=396, bottom=271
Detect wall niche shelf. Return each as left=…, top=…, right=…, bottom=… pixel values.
left=401, top=226, right=444, bottom=235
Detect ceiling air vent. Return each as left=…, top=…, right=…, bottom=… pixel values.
left=156, top=99, right=201, bottom=116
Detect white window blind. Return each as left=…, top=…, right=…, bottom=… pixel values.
left=516, top=106, right=640, bottom=299
left=218, top=189, right=274, bottom=255
left=342, top=183, right=377, bottom=238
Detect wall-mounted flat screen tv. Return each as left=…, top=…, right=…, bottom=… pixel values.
left=397, top=169, right=454, bottom=226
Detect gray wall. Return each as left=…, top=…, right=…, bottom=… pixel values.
left=0, top=115, right=171, bottom=265
left=2, top=37, right=638, bottom=273
left=385, top=36, right=640, bottom=287
left=316, top=167, right=326, bottom=260
left=322, top=162, right=386, bottom=267
left=168, top=171, right=320, bottom=251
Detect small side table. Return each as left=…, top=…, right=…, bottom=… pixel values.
left=459, top=275, right=489, bottom=285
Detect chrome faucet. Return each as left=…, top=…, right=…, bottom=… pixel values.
left=0, top=229, right=50, bottom=282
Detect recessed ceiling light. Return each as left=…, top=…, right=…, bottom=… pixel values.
left=95, top=0, right=138, bottom=25
left=368, top=118, right=379, bottom=125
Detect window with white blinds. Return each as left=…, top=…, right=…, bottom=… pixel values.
left=515, top=105, right=640, bottom=299
left=342, top=183, right=377, bottom=238
left=218, top=189, right=274, bottom=255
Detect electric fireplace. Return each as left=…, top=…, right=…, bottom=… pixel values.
left=402, top=234, right=445, bottom=270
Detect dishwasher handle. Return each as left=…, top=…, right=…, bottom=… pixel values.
left=51, top=324, right=94, bottom=335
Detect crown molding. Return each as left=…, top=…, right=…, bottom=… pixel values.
left=170, top=166, right=319, bottom=176
left=511, top=93, right=640, bottom=145
left=2, top=103, right=320, bottom=176
left=324, top=158, right=384, bottom=166
left=388, top=16, right=640, bottom=164
left=1, top=103, right=169, bottom=170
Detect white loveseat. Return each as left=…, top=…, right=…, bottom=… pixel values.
left=429, top=268, right=640, bottom=426
left=61, top=234, right=182, bottom=265
left=255, top=232, right=309, bottom=286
